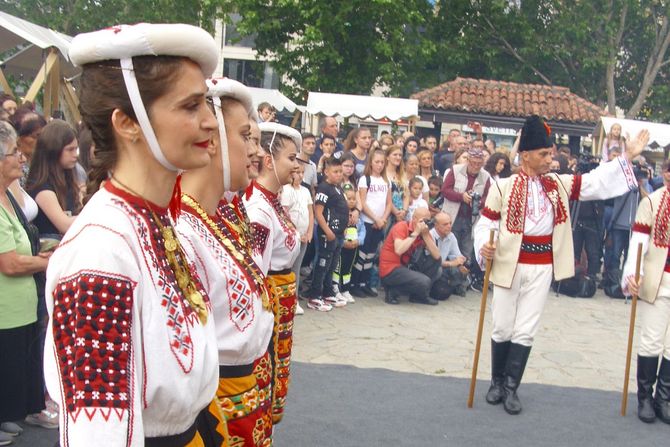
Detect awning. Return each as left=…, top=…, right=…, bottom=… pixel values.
left=305, top=92, right=419, bottom=121
left=600, top=116, right=670, bottom=153
left=247, top=87, right=299, bottom=113
left=0, top=10, right=76, bottom=78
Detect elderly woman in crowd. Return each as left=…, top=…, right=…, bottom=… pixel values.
left=10, top=108, right=46, bottom=186
left=0, top=120, right=52, bottom=444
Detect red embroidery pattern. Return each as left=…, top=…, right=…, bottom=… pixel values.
left=182, top=211, right=256, bottom=332
left=569, top=174, right=582, bottom=201
left=632, top=223, right=652, bottom=234
left=251, top=181, right=297, bottom=252
left=539, top=175, right=568, bottom=225
left=481, top=206, right=501, bottom=221
left=653, top=189, right=670, bottom=248
left=251, top=223, right=270, bottom=257
left=111, top=197, right=208, bottom=373
left=52, top=272, right=135, bottom=416
left=506, top=175, right=527, bottom=234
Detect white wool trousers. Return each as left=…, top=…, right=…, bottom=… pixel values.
left=638, top=272, right=670, bottom=358
left=491, top=263, right=553, bottom=347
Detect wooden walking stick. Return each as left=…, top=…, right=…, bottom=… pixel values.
left=468, top=229, right=496, bottom=408
left=621, top=242, right=644, bottom=416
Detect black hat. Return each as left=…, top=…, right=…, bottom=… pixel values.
left=519, top=115, right=552, bottom=152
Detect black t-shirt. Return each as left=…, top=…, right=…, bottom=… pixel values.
left=30, top=182, right=77, bottom=237
left=314, top=181, right=349, bottom=235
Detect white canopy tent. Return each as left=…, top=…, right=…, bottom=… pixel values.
left=305, top=92, right=419, bottom=121
left=0, top=10, right=78, bottom=119
left=247, top=87, right=299, bottom=113
left=599, top=116, right=670, bottom=153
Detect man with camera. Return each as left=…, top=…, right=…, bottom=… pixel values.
left=441, top=147, right=491, bottom=289
left=379, top=207, right=441, bottom=305
left=474, top=115, right=648, bottom=416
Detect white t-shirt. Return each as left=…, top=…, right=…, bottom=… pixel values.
left=281, top=184, right=313, bottom=235
left=358, top=175, right=389, bottom=224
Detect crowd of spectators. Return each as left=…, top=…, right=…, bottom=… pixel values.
left=1, top=91, right=667, bottom=441
left=0, top=95, right=86, bottom=443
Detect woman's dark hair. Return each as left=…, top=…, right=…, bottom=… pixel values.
left=553, top=154, right=570, bottom=174
left=343, top=127, right=370, bottom=151
left=259, top=131, right=294, bottom=173
left=77, top=122, right=94, bottom=172
left=11, top=107, right=46, bottom=137
left=26, top=120, right=81, bottom=213
left=339, top=151, right=359, bottom=187
left=0, top=93, right=16, bottom=107
left=79, top=56, right=186, bottom=203
left=402, top=136, right=421, bottom=154
left=484, top=152, right=512, bottom=178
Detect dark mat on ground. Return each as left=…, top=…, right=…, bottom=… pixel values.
left=272, top=362, right=668, bottom=447
left=14, top=361, right=669, bottom=447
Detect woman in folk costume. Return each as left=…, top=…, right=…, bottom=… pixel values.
left=43, top=24, right=228, bottom=446
left=176, top=78, right=274, bottom=446
left=475, top=115, right=648, bottom=415
left=242, top=123, right=301, bottom=424
left=623, top=181, right=670, bottom=425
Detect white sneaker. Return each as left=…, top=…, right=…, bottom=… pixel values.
left=0, top=422, right=22, bottom=436
left=307, top=299, right=332, bottom=312
left=342, top=291, right=355, bottom=303
left=324, top=295, right=347, bottom=308
left=295, top=302, right=305, bottom=315
left=24, top=410, right=58, bottom=429
left=0, top=432, right=12, bottom=446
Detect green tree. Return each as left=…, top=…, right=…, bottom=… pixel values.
left=1, top=0, right=222, bottom=34
left=222, top=0, right=435, bottom=101
left=425, top=0, right=670, bottom=120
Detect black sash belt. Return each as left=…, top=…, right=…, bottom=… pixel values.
left=219, top=363, right=254, bottom=378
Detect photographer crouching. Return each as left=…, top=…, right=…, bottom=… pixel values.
left=379, top=208, right=442, bottom=305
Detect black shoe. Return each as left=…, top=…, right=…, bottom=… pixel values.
left=486, top=340, right=511, bottom=405
left=408, top=296, right=438, bottom=305
left=502, top=343, right=531, bottom=415
left=470, top=281, right=483, bottom=293
left=453, top=287, right=467, bottom=297
left=384, top=290, right=399, bottom=305
left=654, top=356, right=670, bottom=424
left=349, top=287, right=366, bottom=298
left=361, top=285, right=378, bottom=297
left=637, top=355, right=659, bottom=423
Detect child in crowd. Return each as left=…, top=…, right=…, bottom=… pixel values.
left=340, top=152, right=362, bottom=210
left=350, top=148, right=391, bottom=298
left=282, top=163, right=314, bottom=315
left=406, top=177, right=429, bottom=222
left=333, top=189, right=365, bottom=303
left=428, top=175, right=443, bottom=217
left=306, top=158, right=350, bottom=311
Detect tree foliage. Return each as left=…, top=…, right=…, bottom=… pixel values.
left=221, top=0, right=435, bottom=101
left=1, top=0, right=222, bottom=34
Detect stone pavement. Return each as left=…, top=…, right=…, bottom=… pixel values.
left=292, top=288, right=639, bottom=392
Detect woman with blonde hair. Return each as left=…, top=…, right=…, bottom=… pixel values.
left=385, top=145, right=408, bottom=225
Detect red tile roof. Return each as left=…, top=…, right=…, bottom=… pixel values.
left=412, top=77, right=603, bottom=124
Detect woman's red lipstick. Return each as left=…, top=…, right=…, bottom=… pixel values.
left=194, top=140, right=210, bottom=148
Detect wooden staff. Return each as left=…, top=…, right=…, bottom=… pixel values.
left=468, top=229, right=496, bottom=408
left=621, top=242, right=644, bottom=416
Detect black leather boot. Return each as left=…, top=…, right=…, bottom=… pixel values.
left=486, top=340, right=511, bottom=405
left=654, top=356, right=670, bottom=424
left=502, top=343, right=531, bottom=415
left=637, top=355, right=658, bottom=423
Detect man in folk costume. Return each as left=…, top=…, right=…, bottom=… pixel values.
left=623, top=180, right=670, bottom=424
left=474, top=115, right=648, bottom=415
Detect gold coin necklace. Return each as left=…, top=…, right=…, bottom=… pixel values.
left=110, top=175, right=208, bottom=324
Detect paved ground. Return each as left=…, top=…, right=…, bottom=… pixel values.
left=292, top=288, right=639, bottom=392
left=13, top=287, right=660, bottom=446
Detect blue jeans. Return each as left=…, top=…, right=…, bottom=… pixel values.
left=306, top=234, right=343, bottom=300
left=604, top=229, right=630, bottom=272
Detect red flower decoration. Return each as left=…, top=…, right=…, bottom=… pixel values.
left=543, top=121, right=552, bottom=136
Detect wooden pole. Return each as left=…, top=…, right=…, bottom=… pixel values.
left=468, top=229, right=496, bottom=408
left=621, top=242, right=644, bottom=416
left=60, top=79, right=81, bottom=123
left=23, top=49, right=59, bottom=105
left=0, top=68, right=13, bottom=97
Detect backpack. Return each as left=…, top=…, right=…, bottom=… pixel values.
left=552, top=275, right=596, bottom=298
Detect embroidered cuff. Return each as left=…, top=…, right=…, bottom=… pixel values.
left=617, top=156, right=638, bottom=191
